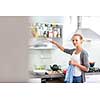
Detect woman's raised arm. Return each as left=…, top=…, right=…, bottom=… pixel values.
left=47, top=38, right=64, bottom=51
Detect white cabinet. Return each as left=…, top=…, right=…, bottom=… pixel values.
left=30, top=23, right=63, bottom=49
left=31, top=23, right=63, bottom=38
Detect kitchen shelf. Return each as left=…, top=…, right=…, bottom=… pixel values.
left=28, top=46, right=55, bottom=50
left=29, top=22, right=63, bottom=50
left=31, top=23, right=63, bottom=38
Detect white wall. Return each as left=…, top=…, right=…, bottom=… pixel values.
left=82, top=16, right=100, bottom=35
left=81, top=16, right=100, bottom=67
left=83, top=41, right=100, bottom=67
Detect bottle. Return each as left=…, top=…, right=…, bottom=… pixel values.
left=57, top=28, right=61, bottom=38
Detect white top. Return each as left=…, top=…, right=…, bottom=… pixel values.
left=71, top=51, right=82, bottom=76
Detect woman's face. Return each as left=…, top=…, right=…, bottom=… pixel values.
left=72, top=36, right=83, bottom=47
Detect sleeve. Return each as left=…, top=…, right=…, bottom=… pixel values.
left=82, top=52, right=90, bottom=69
left=64, top=49, right=75, bottom=55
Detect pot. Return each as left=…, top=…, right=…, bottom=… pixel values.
left=50, top=64, right=61, bottom=71
left=89, top=62, right=95, bottom=67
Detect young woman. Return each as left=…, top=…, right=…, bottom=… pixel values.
left=47, top=33, right=90, bottom=83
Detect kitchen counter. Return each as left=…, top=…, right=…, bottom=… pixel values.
left=29, top=70, right=64, bottom=83
left=86, top=72, right=100, bottom=75
left=85, top=72, right=100, bottom=83
left=29, top=71, right=100, bottom=83
left=41, top=72, right=64, bottom=83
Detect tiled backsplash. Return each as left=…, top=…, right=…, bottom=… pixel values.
left=28, top=47, right=71, bottom=71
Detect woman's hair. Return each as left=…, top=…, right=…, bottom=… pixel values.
left=72, top=33, right=84, bottom=40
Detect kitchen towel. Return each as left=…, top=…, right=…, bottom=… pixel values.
left=64, top=65, right=74, bottom=83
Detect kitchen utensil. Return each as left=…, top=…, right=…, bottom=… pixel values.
left=89, top=62, right=95, bottom=67
left=50, top=64, right=61, bottom=71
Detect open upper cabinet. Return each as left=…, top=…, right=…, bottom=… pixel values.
left=31, top=23, right=62, bottom=38
left=29, top=16, right=64, bottom=49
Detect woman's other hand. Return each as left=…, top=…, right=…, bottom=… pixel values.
left=69, top=60, right=78, bottom=66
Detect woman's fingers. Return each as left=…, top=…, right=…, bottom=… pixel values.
left=46, top=38, right=52, bottom=42
left=69, top=60, right=78, bottom=66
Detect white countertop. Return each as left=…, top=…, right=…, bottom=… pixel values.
left=85, top=74, right=100, bottom=83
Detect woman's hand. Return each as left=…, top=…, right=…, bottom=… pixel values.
left=69, top=60, right=79, bottom=66
left=46, top=38, right=57, bottom=44
left=69, top=60, right=89, bottom=72
left=46, top=38, right=64, bottom=51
